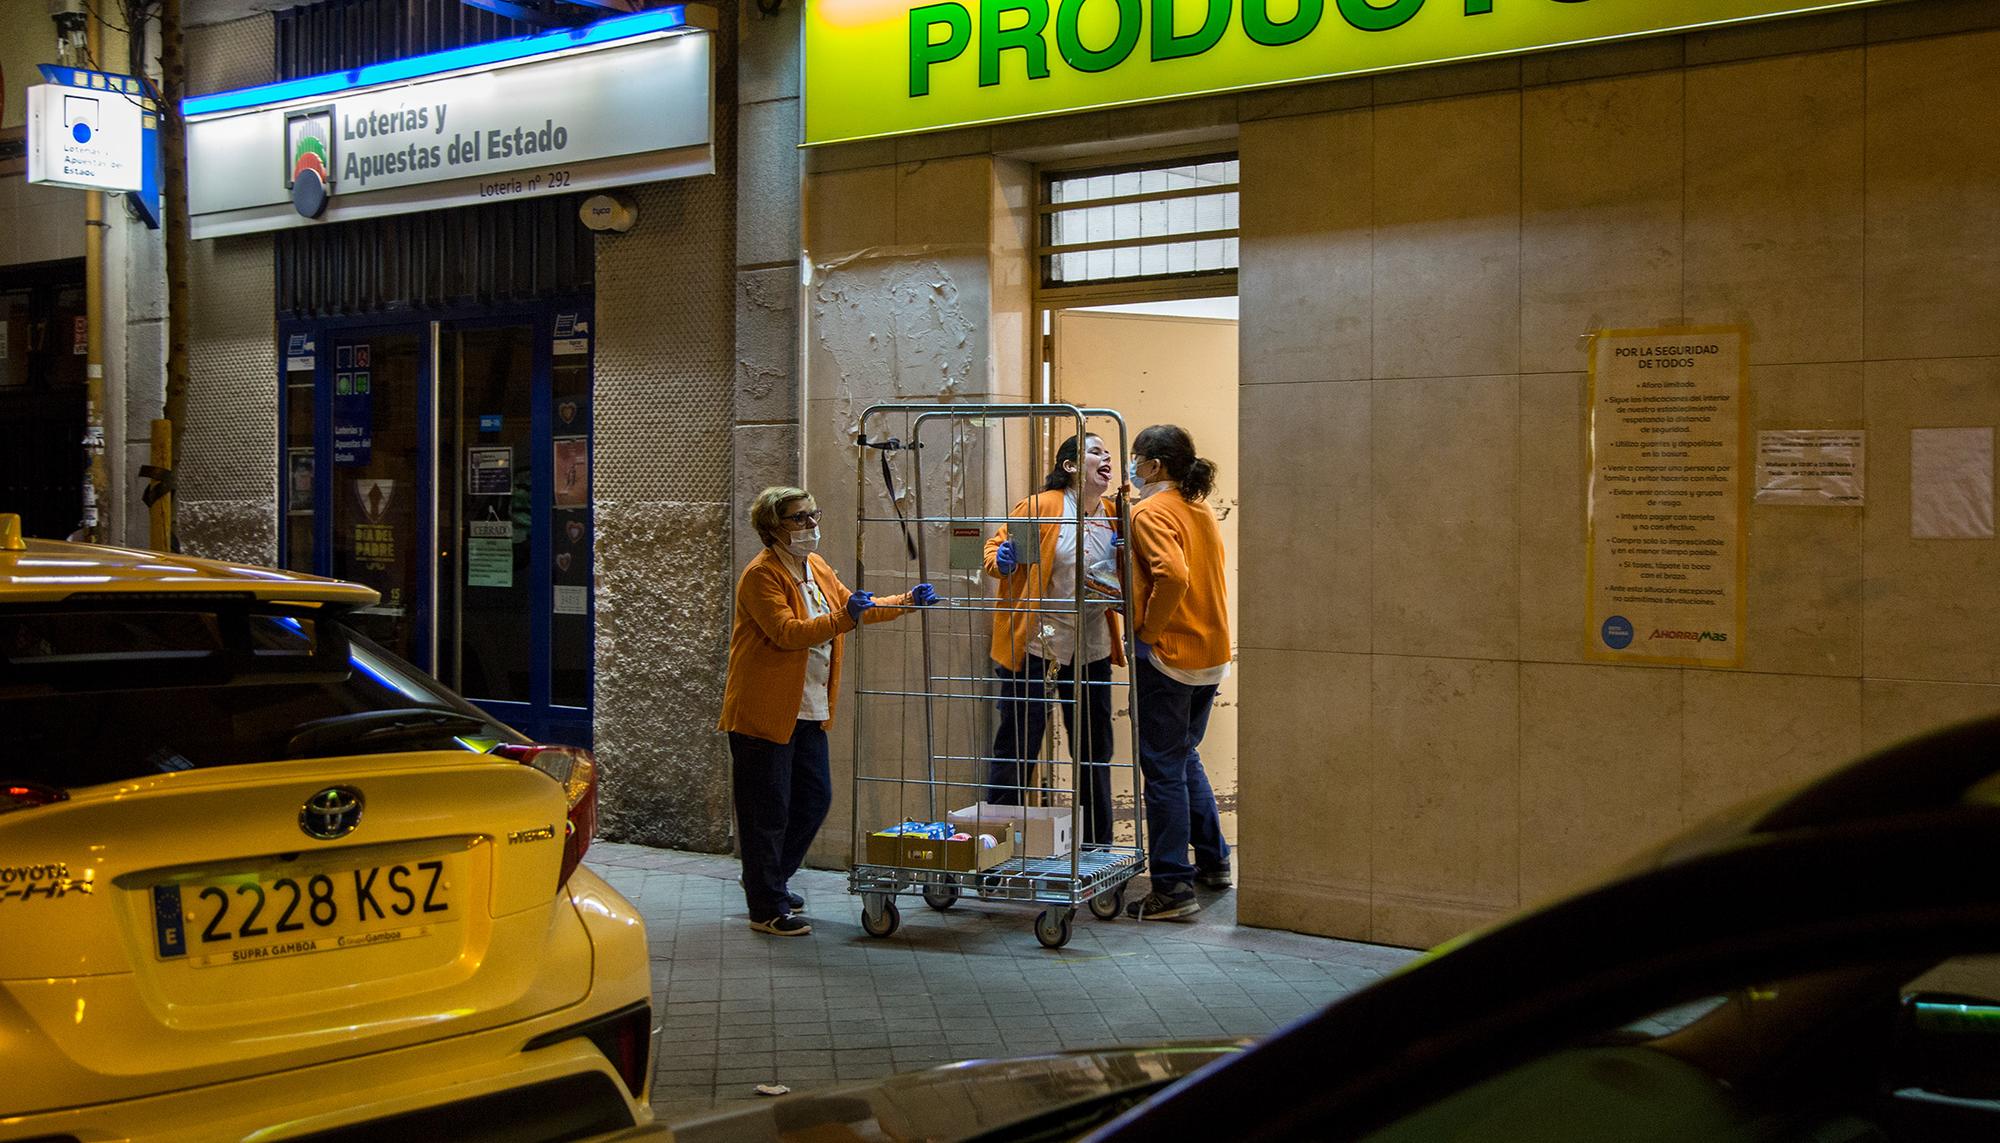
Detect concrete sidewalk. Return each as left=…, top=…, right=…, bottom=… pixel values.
left=585, top=842, right=1419, bottom=1125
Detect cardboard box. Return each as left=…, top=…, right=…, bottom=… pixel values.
left=866, top=822, right=1015, bottom=872
left=949, top=802, right=1073, bottom=859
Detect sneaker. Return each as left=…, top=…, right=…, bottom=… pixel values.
left=1197, top=864, right=1232, bottom=891
left=1125, top=887, right=1200, bottom=921
left=784, top=889, right=805, bottom=912
left=749, top=914, right=812, bottom=936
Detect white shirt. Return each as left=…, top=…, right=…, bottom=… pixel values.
left=1027, top=492, right=1117, bottom=667
left=775, top=547, right=833, bottom=721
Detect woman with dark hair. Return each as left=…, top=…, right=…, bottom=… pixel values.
left=1124, top=424, right=1231, bottom=921
left=719, top=485, right=936, bottom=936
left=981, top=434, right=1125, bottom=846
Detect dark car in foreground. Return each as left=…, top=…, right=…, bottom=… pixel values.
left=604, top=713, right=2000, bottom=1142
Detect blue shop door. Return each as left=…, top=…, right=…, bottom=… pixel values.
left=435, top=316, right=595, bottom=748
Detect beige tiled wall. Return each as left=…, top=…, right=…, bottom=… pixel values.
left=1237, top=12, right=2000, bottom=947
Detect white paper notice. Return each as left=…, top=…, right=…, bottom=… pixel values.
left=1755, top=430, right=1864, bottom=506
left=1910, top=428, right=1995, bottom=540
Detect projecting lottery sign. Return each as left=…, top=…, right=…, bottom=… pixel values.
left=805, top=0, right=1909, bottom=145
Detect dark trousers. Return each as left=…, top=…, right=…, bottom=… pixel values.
left=986, top=654, right=1115, bottom=845
left=729, top=721, right=831, bottom=921
left=1134, top=658, right=1229, bottom=892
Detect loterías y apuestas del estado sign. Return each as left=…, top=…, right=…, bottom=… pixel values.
left=184, top=7, right=715, bottom=238
left=804, top=0, right=1907, bottom=145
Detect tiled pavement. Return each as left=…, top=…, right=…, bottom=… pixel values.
left=584, top=842, right=1421, bottom=1126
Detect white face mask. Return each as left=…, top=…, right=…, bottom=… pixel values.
left=785, top=526, right=821, bottom=556
left=1127, top=458, right=1144, bottom=483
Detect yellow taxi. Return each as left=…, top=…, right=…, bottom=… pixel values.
left=0, top=516, right=654, bottom=1141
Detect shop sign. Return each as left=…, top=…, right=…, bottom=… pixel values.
left=26, top=68, right=152, bottom=198
left=185, top=7, right=714, bottom=238
left=805, top=0, right=1905, bottom=145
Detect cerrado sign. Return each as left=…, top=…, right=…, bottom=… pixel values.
left=804, top=0, right=1905, bottom=144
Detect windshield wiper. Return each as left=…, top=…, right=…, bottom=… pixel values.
left=284, top=707, right=489, bottom=758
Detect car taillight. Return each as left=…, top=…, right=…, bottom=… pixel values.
left=1, top=783, right=68, bottom=815
left=492, top=745, right=598, bottom=886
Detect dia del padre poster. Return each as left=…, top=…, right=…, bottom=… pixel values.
left=1586, top=327, right=1747, bottom=667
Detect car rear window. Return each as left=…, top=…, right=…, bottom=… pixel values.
left=0, top=605, right=513, bottom=790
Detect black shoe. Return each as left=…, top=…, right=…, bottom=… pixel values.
left=785, top=890, right=805, bottom=912
left=749, top=914, right=812, bottom=936
left=1126, top=887, right=1200, bottom=921
left=1197, top=864, right=1232, bottom=891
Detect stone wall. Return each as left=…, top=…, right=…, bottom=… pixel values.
left=591, top=8, right=740, bottom=851
left=1234, top=1, right=2000, bottom=948
left=180, top=16, right=277, bottom=565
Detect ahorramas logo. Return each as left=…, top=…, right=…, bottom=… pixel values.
left=1651, top=629, right=1730, bottom=643
left=285, top=107, right=335, bottom=219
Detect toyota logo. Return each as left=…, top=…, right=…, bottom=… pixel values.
left=300, top=787, right=363, bottom=840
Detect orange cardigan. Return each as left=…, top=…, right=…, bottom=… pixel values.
left=1130, top=487, right=1231, bottom=671
left=718, top=548, right=907, bottom=745
left=982, top=488, right=1127, bottom=672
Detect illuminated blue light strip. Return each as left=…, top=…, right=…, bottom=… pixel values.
left=184, top=5, right=688, bottom=118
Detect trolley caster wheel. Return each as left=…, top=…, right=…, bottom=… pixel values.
left=1088, top=886, right=1125, bottom=921
left=922, top=883, right=959, bottom=911
left=861, top=896, right=901, bottom=939
left=1034, top=907, right=1076, bottom=949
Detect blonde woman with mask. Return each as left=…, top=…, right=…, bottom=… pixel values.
left=719, top=486, right=936, bottom=936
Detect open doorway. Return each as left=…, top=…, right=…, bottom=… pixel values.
left=1049, top=296, right=1240, bottom=851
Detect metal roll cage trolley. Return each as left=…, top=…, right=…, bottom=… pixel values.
left=848, top=403, right=1146, bottom=949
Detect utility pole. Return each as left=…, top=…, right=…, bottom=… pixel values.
left=157, top=0, right=191, bottom=551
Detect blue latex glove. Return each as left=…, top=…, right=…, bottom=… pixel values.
left=993, top=540, right=1018, bottom=575
left=845, top=590, right=875, bottom=623
left=1135, top=640, right=1153, bottom=663
left=910, top=583, right=939, bottom=606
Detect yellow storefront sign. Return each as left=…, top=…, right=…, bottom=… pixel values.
left=805, top=0, right=1904, bottom=144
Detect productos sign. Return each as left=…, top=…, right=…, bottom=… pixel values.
left=805, top=0, right=1904, bottom=145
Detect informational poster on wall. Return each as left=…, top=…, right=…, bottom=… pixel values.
left=1586, top=327, right=1747, bottom=667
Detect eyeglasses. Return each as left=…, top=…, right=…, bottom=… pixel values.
left=783, top=509, right=823, bottom=525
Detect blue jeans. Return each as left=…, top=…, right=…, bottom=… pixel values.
left=1134, top=658, right=1229, bottom=892
left=987, top=654, right=1115, bottom=846
left=729, top=721, right=831, bottom=921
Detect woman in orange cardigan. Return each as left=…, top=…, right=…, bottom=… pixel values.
left=719, top=486, right=935, bottom=936
left=1124, top=424, right=1231, bottom=922
left=982, top=433, right=1125, bottom=846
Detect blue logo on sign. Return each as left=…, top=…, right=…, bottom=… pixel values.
left=1601, top=615, right=1635, bottom=650
left=73, top=122, right=92, bottom=143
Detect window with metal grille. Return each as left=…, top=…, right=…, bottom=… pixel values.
left=1040, top=155, right=1239, bottom=292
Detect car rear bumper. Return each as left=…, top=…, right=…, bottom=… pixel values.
left=1, top=1029, right=641, bottom=1143
left=1, top=868, right=654, bottom=1142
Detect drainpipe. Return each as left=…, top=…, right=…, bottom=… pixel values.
left=80, top=7, right=110, bottom=542
left=158, top=0, right=190, bottom=551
